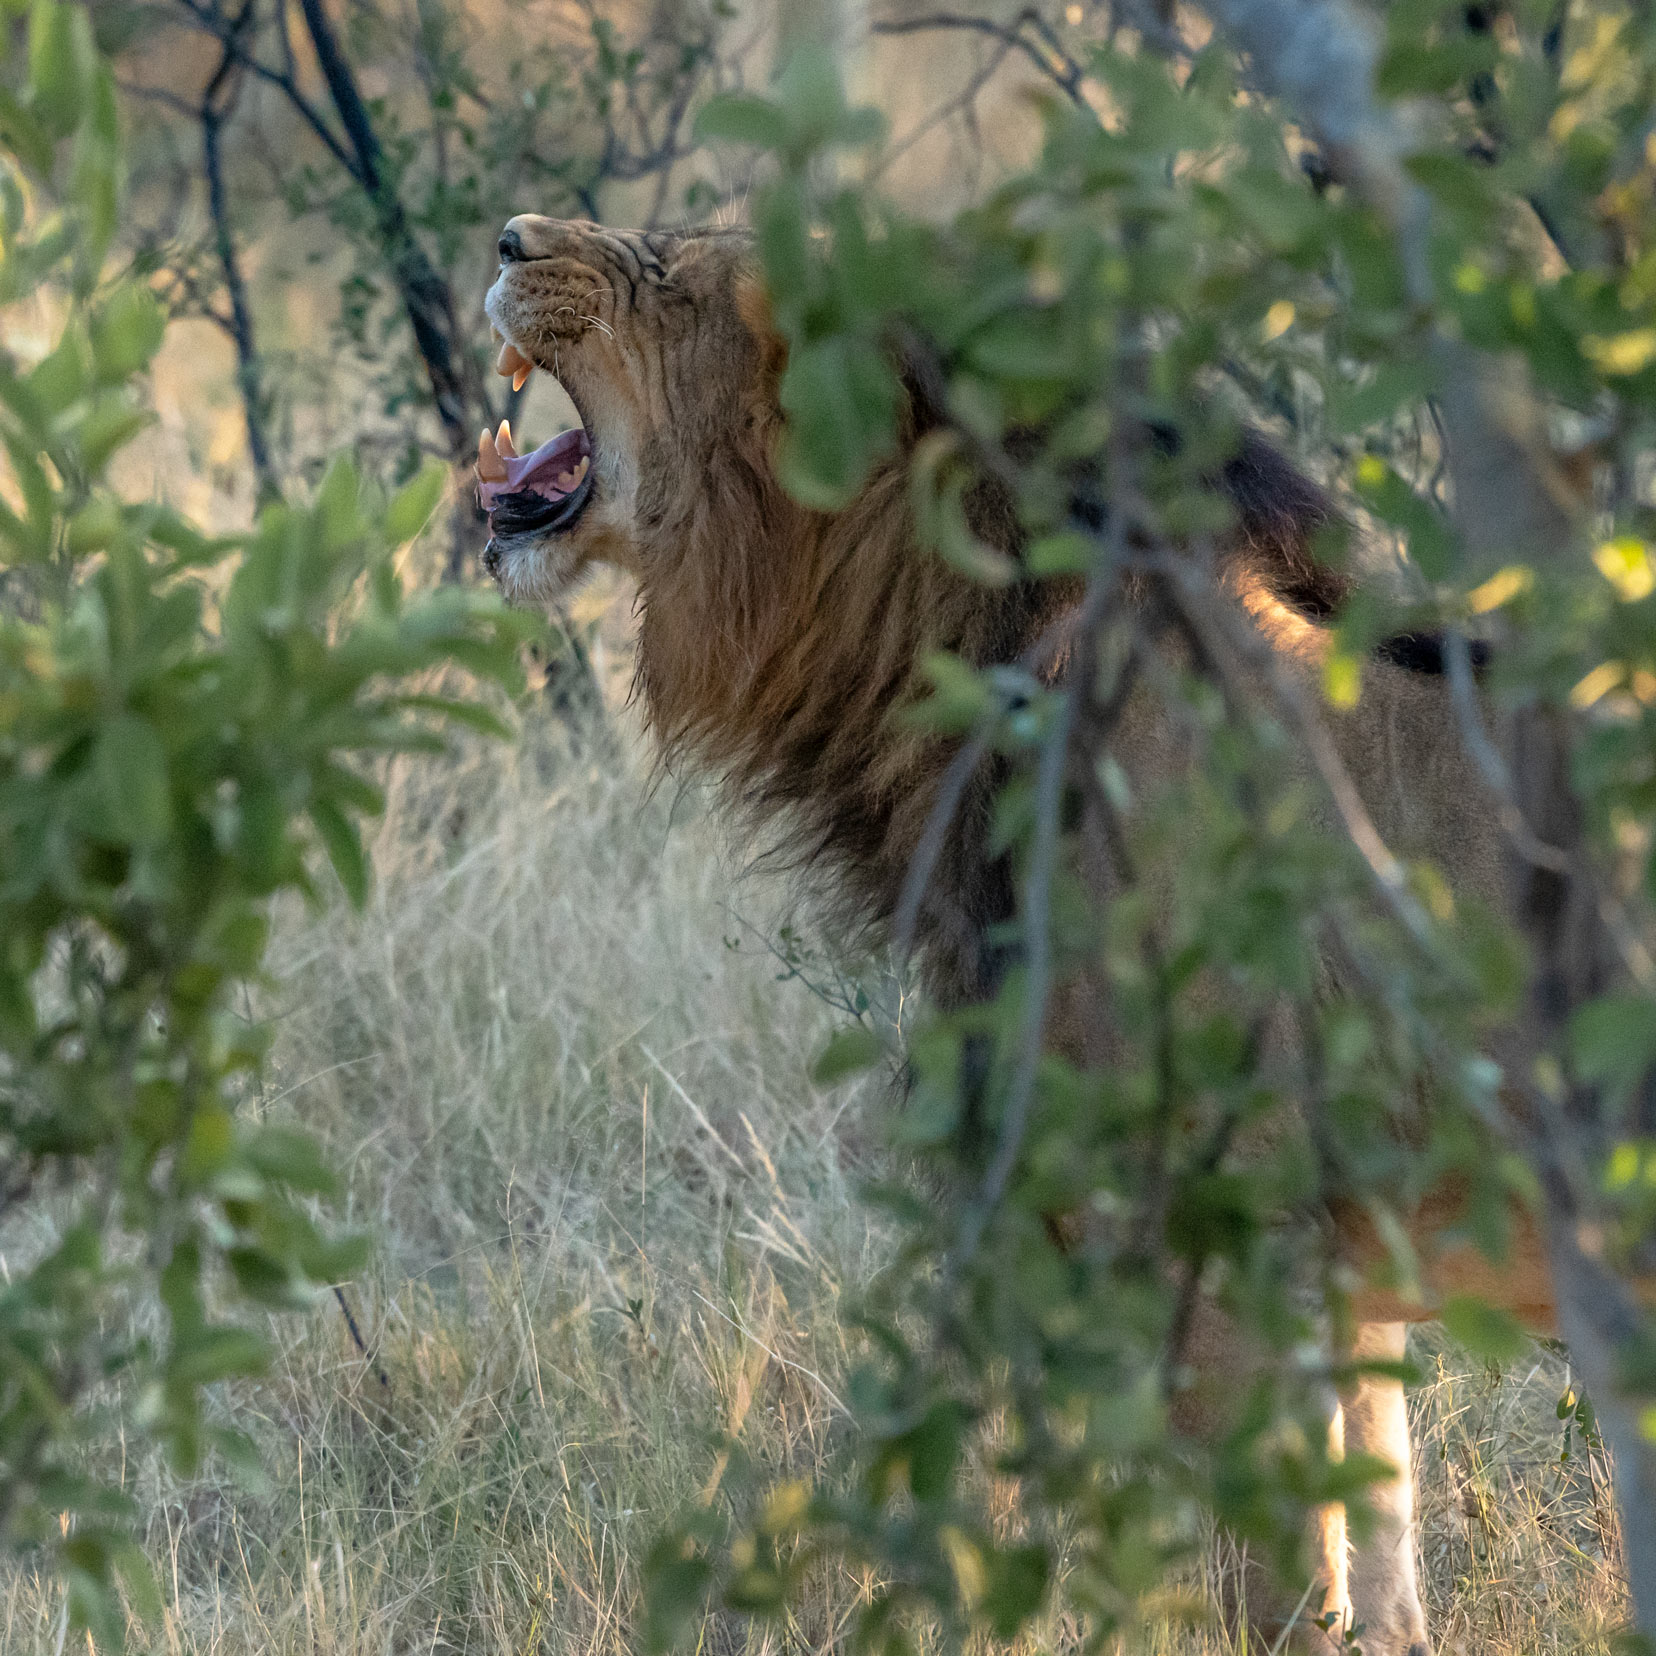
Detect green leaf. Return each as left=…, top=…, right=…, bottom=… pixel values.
left=112, top=1537, right=164, bottom=1624
left=1442, top=1295, right=1526, bottom=1364
left=27, top=327, right=88, bottom=413
left=315, top=454, right=363, bottom=555
left=297, top=1229, right=370, bottom=1283
left=77, top=396, right=155, bottom=476
left=909, top=650, right=991, bottom=734
left=1026, top=531, right=1094, bottom=575
left=694, top=93, right=788, bottom=150
left=179, top=1107, right=234, bottom=1186
left=981, top=1544, right=1049, bottom=1638
left=777, top=335, right=898, bottom=509
left=147, top=507, right=240, bottom=567
left=64, top=1565, right=122, bottom=1651
left=1571, top=993, right=1656, bottom=1104
left=309, top=796, right=369, bottom=907
left=208, top=1427, right=272, bottom=1497
left=1379, top=38, right=1494, bottom=98
left=170, top=1325, right=269, bottom=1385
left=1609, top=1634, right=1656, bottom=1656
left=69, top=74, right=120, bottom=272
left=0, top=84, right=55, bottom=175
left=383, top=458, right=448, bottom=546
left=643, top=1541, right=714, bottom=1656
left=811, top=1025, right=884, bottom=1085
left=65, top=497, right=122, bottom=555
left=94, top=712, right=171, bottom=845
left=1404, top=151, right=1499, bottom=229
left=235, top=774, right=288, bottom=890
left=244, top=1126, right=337, bottom=1195
left=770, top=43, right=882, bottom=153
left=226, top=1246, right=307, bottom=1308
left=906, top=1401, right=966, bottom=1502
left=28, top=0, right=95, bottom=140
left=90, top=282, right=165, bottom=383
left=1351, top=454, right=1456, bottom=580
left=390, top=693, right=512, bottom=739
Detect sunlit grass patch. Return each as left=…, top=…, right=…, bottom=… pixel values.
left=0, top=714, right=1629, bottom=1654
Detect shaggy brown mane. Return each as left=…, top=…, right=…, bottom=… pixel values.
left=479, top=217, right=1359, bottom=1007
left=628, top=304, right=1349, bottom=1000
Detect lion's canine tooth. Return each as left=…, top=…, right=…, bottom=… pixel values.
left=496, top=341, right=531, bottom=383
left=476, top=427, right=507, bottom=483
left=512, top=363, right=531, bottom=393
left=496, top=419, right=517, bottom=459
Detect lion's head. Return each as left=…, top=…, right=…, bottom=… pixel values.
left=480, top=215, right=779, bottom=606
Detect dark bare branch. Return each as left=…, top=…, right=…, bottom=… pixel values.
left=170, top=0, right=362, bottom=178
left=871, top=8, right=1090, bottom=107
left=200, top=5, right=278, bottom=499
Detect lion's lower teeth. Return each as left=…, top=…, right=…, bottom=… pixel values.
left=478, top=439, right=588, bottom=507
left=476, top=425, right=508, bottom=482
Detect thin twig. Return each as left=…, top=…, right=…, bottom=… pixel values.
left=1445, top=633, right=1656, bottom=991
left=1150, top=548, right=1445, bottom=959
left=867, top=36, right=1017, bottom=186
left=891, top=581, right=1102, bottom=968
left=199, top=7, right=279, bottom=500
left=332, top=1285, right=390, bottom=1392
left=1443, top=632, right=1569, bottom=874
left=893, top=724, right=997, bottom=966
left=952, top=545, right=1126, bottom=1266
left=871, top=8, right=1089, bottom=108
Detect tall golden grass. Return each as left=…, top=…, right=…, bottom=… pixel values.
left=0, top=692, right=1630, bottom=1653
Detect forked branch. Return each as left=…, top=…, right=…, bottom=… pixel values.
left=870, top=8, right=1090, bottom=107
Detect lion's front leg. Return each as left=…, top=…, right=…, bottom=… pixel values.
left=1338, top=1322, right=1430, bottom=1656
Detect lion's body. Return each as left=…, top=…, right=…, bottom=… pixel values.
left=481, top=214, right=1553, bottom=1654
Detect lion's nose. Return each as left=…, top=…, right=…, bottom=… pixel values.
left=498, top=214, right=573, bottom=263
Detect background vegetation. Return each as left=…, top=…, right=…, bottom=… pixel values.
left=3, top=0, right=1655, bottom=1652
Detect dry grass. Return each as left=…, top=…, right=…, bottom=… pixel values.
left=0, top=705, right=1632, bottom=1654
left=1409, top=1331, right=1627, bottom=1655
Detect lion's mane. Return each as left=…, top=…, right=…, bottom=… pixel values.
left=629, top=315, right=1350, bottom=1001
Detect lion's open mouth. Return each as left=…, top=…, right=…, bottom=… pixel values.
left=475, top=338, right=593, bottom=541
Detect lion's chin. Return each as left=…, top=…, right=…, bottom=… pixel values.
left=482, top=531, right=588, bottom=608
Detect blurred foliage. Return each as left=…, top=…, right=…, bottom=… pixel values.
left=0, top=2, right=535, bottom=1643
left=642, top=2, right=1656, bottom=1649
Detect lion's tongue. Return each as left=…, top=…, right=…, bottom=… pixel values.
left=478, top=427, right=590, bottom=511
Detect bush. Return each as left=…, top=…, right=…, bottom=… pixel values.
left=0, top=4, right=533, bottom=1642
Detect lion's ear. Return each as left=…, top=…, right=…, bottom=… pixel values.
left=735, top=275, right=788, bottom=382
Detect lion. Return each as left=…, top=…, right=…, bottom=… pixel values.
left=478, top=213, right=1558, bottom=1655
